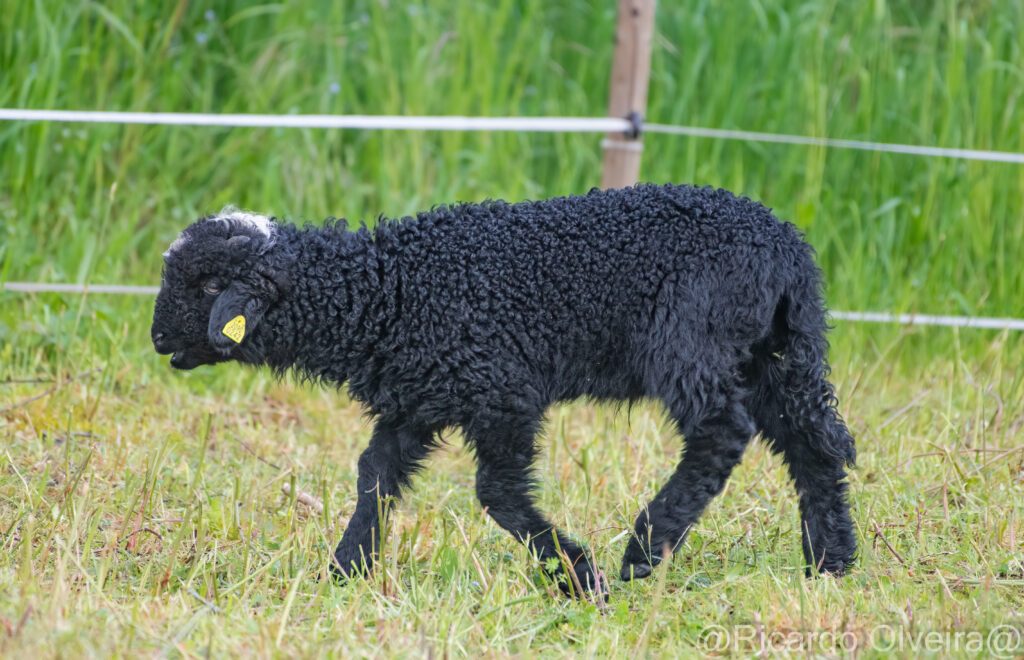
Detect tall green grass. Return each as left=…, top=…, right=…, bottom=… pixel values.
left=2, top=1, right=1022, bottom=329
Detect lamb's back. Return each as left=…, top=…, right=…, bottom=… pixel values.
left=390, top=184, right=795, bottom=338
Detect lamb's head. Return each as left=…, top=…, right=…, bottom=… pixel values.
left=152, top=207, right=289, bottom=370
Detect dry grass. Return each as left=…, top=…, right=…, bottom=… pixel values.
left=1, top=326, right=1022, bottom=657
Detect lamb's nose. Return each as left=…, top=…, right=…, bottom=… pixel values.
left=153, top=332, right=165, bottom=342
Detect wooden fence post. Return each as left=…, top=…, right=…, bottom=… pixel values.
left=600, top=0, right=656, bottom=190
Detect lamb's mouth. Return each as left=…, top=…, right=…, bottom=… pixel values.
left=169, top=349, right=211, bottom=370
left=169, top=351, right=198, bottom=370
left=168, top=347, right=226, bottom=370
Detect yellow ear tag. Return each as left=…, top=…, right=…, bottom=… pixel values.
left=222, top=315, right=246, bottom=343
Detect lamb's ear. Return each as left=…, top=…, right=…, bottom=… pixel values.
left=207, top=284, right=266, bottom=353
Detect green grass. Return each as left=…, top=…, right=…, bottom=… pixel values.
left=2, top=0, right=1023, bottom=321
left=1, top=0, right=1023, bottom=657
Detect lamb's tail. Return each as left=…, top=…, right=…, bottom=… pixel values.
left=754, top=266, right=856, bottom=467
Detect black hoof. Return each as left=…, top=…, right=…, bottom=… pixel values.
left=548, top=556, right=609, bottom=601
left=806, top=559, right=852, bottom=578
left=558, top=567, right=610, bottom=601
left=329, top=555, right=371, bottom=583
left=620, top=561, right=653, bottom=581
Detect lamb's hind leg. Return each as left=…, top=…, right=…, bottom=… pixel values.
left=468, top=414, right=604, bottom=597
left=621, top=388, right=755, bottom=580
left=747, top=355, right=856, bottom=575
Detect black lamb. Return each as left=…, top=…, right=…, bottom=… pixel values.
left=151, top=185, right=857, bottom=596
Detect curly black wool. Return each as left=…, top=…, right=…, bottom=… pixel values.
left=153, top=184, right=857, bottom=596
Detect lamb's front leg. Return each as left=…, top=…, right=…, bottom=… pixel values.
left=331, top=421, right=435, bottom=580
left=469, top=418, right=606, bottom=598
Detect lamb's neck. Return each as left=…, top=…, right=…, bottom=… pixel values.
left=265, top=224, right=393, bottom=383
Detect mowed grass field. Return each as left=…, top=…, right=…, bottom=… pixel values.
left=2, top=0, right=1023, bottom=657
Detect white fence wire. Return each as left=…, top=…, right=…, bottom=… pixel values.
left=1, top=283, right=160, bottom=295
left=3, top=109, right=1023, bottom=163
left=644, top=123, right=1024, bottom=164
left=829, top=311, right=1024, bottom=332
left=0, top=109, right=632, bottom=133
left=2, top=108, right=1022, bottom=330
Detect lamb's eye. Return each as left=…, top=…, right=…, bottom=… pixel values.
left=203, top=280, right=222, bottom=295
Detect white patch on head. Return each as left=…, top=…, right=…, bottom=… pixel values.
left=163, top=233, right=189, bottom=258
left=214, top=205, right=275, bottom=240
left=163, top=205, right=276, bottom=258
